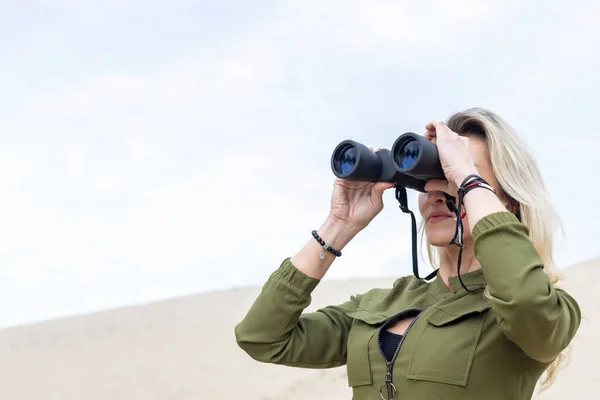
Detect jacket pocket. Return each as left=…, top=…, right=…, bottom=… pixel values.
left=406, top=304, right=490, bottom=387
left=345, top=309, right=387, bottom=387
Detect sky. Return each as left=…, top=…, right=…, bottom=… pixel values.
left=1, top=0, right=599, bottom=329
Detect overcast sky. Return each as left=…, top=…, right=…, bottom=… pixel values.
left=1, top=0, right=599, bottom=329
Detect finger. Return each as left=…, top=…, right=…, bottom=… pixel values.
left=435, top=121, right=461, bottom=142
left=429, top=121, right=452, bottom=139
left=424, top=179, right=448, bottom=193
left=423, top=131, right=436, bottom=144
left=372, top=181, right=396, bottom=199
left=374, top=181, right=395, bottom=192
left=425, top=122, right=436, bottom=135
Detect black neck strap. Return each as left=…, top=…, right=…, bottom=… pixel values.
left=395, top=185, right=438, bottom=281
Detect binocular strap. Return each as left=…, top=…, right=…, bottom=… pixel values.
left=395, top=180, right=488, bottom=294
left=394, top=185, right=438, bottom=281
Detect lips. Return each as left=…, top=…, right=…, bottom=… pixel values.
left=427, top=211, right=453, bottom=222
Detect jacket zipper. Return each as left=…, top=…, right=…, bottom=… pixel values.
left=377, top=307, right=429, bottom=400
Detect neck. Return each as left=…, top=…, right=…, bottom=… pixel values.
left=437, top=237, right=482, bottom=292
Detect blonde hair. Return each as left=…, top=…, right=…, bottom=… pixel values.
left=420, top=107, right=569, bottom=392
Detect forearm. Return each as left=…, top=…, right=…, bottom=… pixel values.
left=454, top=171, right=509, bottom=230
left=234, top=258, right=359, bottom=368
left=290, top=216, right=360, bottom=279
left=461, top=186, right=508, bottom=231
left=235, top=216, right=361, bottom=365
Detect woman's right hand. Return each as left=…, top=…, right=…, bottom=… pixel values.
left=328, top=148, right=396, bottom=232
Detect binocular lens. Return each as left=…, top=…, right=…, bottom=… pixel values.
left=396, top=138, right=419, bottom=169
left=334, top=144, right=357, bottom=175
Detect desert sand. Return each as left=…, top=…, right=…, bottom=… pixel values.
left=0, top=258, right=597, bottom=400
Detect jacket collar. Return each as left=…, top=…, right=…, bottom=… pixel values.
left=428, top=267, right=487, bottom=300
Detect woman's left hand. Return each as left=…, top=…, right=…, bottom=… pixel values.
left=423, top=120, right=479, bottom=196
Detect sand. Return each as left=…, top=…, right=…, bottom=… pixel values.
left=0, top=258, right=597, bottom=400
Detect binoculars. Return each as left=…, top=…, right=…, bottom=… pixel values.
left=330, top=132, right=445, bottom=192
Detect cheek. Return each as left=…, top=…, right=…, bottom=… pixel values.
left=417, top=193, right=427, bottom=214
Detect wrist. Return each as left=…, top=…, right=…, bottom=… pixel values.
left=319, top=215, right=360, bottom=251
left=452, top=169, right=480, bottom=188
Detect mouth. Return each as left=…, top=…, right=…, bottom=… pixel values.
left=427, top=213, right=453, bottom=223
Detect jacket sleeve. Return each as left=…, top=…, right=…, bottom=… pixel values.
left=473, top=211, right=582, bottom=364
left=234, top=258, right=360, bottom=368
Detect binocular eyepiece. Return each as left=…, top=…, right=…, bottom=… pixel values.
left=330, top=132, right=445, bottom=192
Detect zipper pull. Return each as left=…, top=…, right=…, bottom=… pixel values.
left=381, top=363, right=396, bottom=400
left=385, top=364, right=393, bottom=383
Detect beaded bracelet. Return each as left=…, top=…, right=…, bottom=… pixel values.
left=311, top=230, right=342, bottom=259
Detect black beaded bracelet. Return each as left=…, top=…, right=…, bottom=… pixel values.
left=311, top=230, right=342, bottom=259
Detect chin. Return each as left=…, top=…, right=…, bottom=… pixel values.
left=425, top=224, right=473, bottom=248
left=424, top=226, right=456, bottom=247
left=426, top=236, right=453, bottom=247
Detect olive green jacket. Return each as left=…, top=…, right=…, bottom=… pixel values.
left=234, top=212, right=581, bottom=399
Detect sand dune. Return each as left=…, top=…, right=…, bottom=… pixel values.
left=0, top=258, right=597, bottom=400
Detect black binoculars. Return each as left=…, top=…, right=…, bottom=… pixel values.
left=330, top=132, right=445, bottom=192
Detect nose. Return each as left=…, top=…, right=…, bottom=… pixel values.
left=426, top=190, right=447, bottom=205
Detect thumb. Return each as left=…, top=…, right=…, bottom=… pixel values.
left=424, top=179, right=449, bottom=193
left=372, top=181, right=396, bottom=198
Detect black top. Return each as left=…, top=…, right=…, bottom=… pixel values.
left=380, top=330, right=403, bottom=361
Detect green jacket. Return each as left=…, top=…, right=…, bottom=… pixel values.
left=235, top=212, right=581, bottom=399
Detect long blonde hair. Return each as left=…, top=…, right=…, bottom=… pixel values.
left=420, top=107, right=569, bottom=392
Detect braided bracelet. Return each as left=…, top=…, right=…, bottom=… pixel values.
left=458, top=174, right=497, bottom=197
left=311, top=230, right=342, bottom=259
left=449, top=174, right=496, bottom=294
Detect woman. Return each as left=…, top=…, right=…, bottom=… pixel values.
left=234, top=108, right=581, bottom=400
